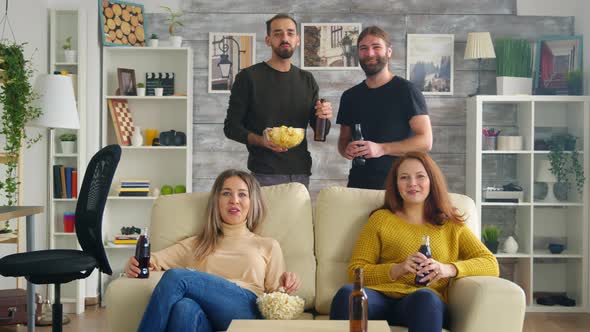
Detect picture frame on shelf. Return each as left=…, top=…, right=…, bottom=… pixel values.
left=100, top=0, right=147, bottom=47
left=301, top=23, right=361, bottom=70
left=117, top=68, right=137, bottom=96
left=406, top=34, right=454, bottom=95
left=208, top=33, right=256, bottom=93
left=534, top=35, right=583, bottom=95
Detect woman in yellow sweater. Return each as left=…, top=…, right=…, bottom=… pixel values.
left=125, top=169, right=300, bottom=332
left=330, top=152, right=499, bottom=331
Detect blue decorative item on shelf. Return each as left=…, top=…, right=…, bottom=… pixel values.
left=548, top=243, right=564, bottom=254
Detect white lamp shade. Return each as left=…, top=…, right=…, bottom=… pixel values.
left=536, top=159, right=557, bottom=183
left=28, top=74, right=79, bottom=129
left=464, top=32, right=496, bottom=60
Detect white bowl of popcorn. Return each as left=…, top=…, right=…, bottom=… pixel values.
left=256, top=288, right=305, bottom=320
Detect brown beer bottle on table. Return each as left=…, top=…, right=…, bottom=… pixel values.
left=314, top=98, right=328, bottom=142
left=415, top=235, right=432, bottom=286
left=135, top=228, right=150, bottom=279
left=349, top=268, right=368, bottom=332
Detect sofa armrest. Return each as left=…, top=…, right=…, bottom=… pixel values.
left=105, top=272, right=164, bottom=332
left=448, top=276, right=526, bottom=332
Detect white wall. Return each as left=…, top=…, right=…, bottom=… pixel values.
left=517, top=0, right=590, bottom=94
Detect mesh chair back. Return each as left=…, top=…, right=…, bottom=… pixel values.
left=75, top=145, right=121, bottom=275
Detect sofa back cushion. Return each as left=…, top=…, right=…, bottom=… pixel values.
left=314, top=186, right=478, bottom=314
left=150, top=182, right=316, bottom=310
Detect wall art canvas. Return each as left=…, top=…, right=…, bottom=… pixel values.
left=407, top=34, right=454, bottom=95
left=534, top=35, right=583, bottom=95
left=208, top=33, right=256, bottom=93
left=301, top=23, right=361, bottom=70
left=100, top=0, right=146, bottom=47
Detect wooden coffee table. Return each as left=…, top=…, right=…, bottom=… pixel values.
left=227, top=320, right=390, bottom=332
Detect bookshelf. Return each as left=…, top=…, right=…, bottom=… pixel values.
left=100, top=46, right=193, bottom=294
left=47, top=8, right=87, bottom=314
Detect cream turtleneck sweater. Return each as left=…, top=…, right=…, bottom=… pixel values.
left=150, top=221, right=286, bottom=297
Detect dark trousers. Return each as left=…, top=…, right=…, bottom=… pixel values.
left=252, top=173, right=310, bottom=189
left=329, top=284, right=449, bottom=332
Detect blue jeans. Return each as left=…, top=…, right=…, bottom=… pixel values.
left=329, top=284, right=449, bottom=332
left=137, top=269, right=260, bottom=332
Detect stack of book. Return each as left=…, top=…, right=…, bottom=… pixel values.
left=112, top=234, right=139, bottom=245
left=119, top=180, right=150, bottom=197
left=53, top=165, right=78, bottom=199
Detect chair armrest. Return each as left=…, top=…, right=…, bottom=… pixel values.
left=105, top=272, right=164, bottom=332
left=448, top=276, right=526, bottom=332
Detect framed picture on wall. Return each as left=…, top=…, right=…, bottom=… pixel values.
left=406, top=34, right=454, bottom=95
left=301, top=23, right=362, bottom=70
left=534, top=35, right=583, bottom=95
left=100, top=0, right=147, bottom=47
left=208, top=33, right=256, bottom=93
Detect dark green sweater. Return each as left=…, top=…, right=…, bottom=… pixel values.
left=224, top=62, right=320, bottom=175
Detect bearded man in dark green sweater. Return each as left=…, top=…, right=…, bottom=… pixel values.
left=224, top=14, right=332, bottom=189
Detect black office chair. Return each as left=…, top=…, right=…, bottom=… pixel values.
left=0, top=144, right=121, bottom=332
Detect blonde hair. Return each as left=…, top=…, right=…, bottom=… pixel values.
left=194, top=169, right=266, bottom=259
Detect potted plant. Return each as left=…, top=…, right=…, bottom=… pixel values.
left=547, top=134, right=585, bottom=199
left=63, top=36, right=77, bottom=63
left=149, top=33, right=159, bottom=48
left=482, top=225, right=501, bottom=254
left=161, top=6, right=183, bottom=47
left=136, top=82, right=146, bottom=96
left=0, top=42, right=42, bottom=232
left=566, top=70, right=583, bottom=95
left=59, top=133, right=77, bottom=154
left=494, top=38, right=533, bottom=95
left=153, top=80, right=164, bottom=97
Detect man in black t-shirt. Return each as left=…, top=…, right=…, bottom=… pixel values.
left=224, top=14, right=333, bottom=188
left=337, top=26, right=432, bottom=189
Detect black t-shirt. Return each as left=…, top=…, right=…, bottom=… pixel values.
left=337, top=76, right=428, bottom=189
left=224, top=62, right=319, bottom=175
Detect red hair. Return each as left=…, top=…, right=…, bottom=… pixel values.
left=383, top=152, right=464, bottom=225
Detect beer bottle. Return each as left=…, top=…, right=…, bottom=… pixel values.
left=135, top=228, right=150, bottom=278
left=349, top=268, right=368, bottom=332
left=352, top=124, right=366, bottom=167
left=415, top=235, right=432, bottom=286
left=314, top=98, right=328, bottom=142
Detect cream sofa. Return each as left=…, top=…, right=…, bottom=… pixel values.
left=106, top=183, right=526, bottom=332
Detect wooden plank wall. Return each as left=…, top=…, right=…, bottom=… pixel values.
left=144, top=0, right=574, bottom=198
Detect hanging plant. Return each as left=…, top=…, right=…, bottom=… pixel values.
left=0, top=42, right=41, bottom=230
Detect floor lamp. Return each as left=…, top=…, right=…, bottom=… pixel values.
left=464, top=32, right=496, bottom=97
left=28, top=74, right=80, bottom=325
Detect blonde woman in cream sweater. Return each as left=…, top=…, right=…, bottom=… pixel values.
left=330, top=152, right=499, bottom=332
left=125, top=169, right=300, bottom=332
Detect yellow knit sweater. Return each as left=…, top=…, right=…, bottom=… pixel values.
left=349, top=209, right=499, bottom=302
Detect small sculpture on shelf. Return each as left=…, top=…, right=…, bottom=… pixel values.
left=502, top=236, right=519, bottom=254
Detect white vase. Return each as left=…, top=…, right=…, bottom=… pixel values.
left=60, top=141, right=75, bottom=154
left=64, top=50, right=77, bottom=63
left=154, top=88, right=164, bottom=97
left=503, top=236, right=519, bottom=254
left=131, top=126, right=143, bottom=147
left=170, top=36, right=182, bottom=48
left=149, top=39, right=159, bottom=47
left=136, top=87, right=146, bottom=96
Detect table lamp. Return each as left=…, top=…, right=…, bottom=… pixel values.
left=536, top=159, right=557, bottom=202
left=464, top=32, right=496, bottom=97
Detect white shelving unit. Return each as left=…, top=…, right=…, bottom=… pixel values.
left=100, top=47, right=193, bottom=292
left=47, top=8, right=87, bottom=314
left=467, top=95, right=589, bottom=312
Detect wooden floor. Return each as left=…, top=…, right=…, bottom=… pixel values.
left=0, top=307, right=588, bottom=331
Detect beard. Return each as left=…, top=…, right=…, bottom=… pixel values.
left=360, top=55, right=388, bottom=76
left=273, top=43, right=295, bottom=59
